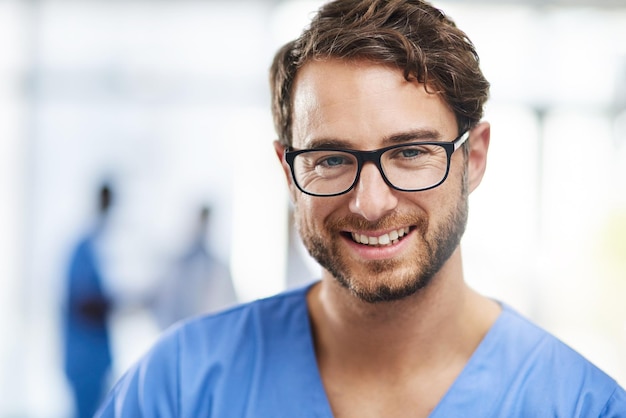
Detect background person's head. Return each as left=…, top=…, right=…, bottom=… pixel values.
left=98, top=183, right=113, bottom=217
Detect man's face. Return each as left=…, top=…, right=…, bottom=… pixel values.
left=278, top=59, right=470, bottom=303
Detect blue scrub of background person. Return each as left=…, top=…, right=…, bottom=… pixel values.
left=62, top=184, right=113, bottom=418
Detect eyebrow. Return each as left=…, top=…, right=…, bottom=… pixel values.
left=383, top=128, right=442, bottom=145
left=303, top=128, right=443, bottom=150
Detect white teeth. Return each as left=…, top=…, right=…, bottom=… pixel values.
left=351, top=227, right=410, bottom=247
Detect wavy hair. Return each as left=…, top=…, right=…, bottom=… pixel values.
left=270, top=0, right=490, bottom=146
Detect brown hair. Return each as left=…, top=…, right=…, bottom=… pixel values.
left=270, top=0, right=490, bottom=146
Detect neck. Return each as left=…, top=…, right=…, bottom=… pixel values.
left=307, top=248, right=500, bottom=375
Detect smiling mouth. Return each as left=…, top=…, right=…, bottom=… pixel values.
left=349, top=227, right=411, bottom=247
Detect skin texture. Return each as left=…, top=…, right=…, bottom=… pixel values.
left=274, top=59, right=499, bottom=417
left=276, top=59, right=473, bottom=303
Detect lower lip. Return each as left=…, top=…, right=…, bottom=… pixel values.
left=342, top=231, right=413, bottom=261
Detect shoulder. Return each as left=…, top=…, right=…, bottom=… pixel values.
left=170, top=284, right=312, bottom=356
left=182, top=283, right=312, bottom=331
left=497, top=305, right=612, bottom=375
left=95, top=284, right=314, bottom=417
left=491, top=304, right=625, bottom=416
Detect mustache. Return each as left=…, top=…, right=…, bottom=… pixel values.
left=325, top=213, right=427, bottom=232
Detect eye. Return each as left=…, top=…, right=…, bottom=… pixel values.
left=389, top=145, right=427, bottom=160
left=318, top=155, right=350, bottom=167
left=399, top=148, right=422, bottom=158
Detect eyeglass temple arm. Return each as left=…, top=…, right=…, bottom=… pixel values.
left=453, top=130, right=470, bottom=151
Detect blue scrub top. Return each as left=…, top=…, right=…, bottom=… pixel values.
left=63, top=233, right=111, bottom=380
left=96, top=283, right=626, bottom=417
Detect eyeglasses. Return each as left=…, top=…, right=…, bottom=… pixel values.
left=284, top=130, right=469, bottom=197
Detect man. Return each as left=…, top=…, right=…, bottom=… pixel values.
left=64, top=183, right=114, bottom=418
left=150, top=205, right=238, bottom=329
left=96, top=0, right=626, bottom=416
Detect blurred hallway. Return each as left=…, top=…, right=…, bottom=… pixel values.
left=0, top=1, right=625, bottom=416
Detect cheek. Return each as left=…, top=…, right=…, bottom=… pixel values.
left=294, top=194, right=340, bottom=231
left=439, top=156, right=467, bottom=195
left=413, top=169, right=465, bottom=222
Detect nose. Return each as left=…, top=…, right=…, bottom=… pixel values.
left=348, top=162, right=398, bottom=221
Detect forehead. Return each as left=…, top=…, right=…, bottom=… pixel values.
left=291, top=59, right=456, bottom=149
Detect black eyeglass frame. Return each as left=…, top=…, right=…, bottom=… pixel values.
left=284, top=130, right=470, bottom=197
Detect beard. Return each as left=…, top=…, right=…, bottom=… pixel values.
left=296, top=178, right=469, bottom=304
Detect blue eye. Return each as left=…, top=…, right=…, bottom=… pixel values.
left=320, top=155, right=349, bottom=167
left=399, top=148, right=422, bottom=158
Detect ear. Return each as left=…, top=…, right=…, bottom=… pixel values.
left=467, top=121, right=490, bottom=194
left=273, top=140, right=298, bottom=202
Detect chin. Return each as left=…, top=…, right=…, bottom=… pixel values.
left=336, top=264, right=436, bottom=304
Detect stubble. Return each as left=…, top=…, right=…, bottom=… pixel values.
left=297, top=180, right=469, bottom=303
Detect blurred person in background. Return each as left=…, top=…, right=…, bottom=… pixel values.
left=62, top=182, right=114, bottom=418
left=96, top=0, right=626, bottom=416
left=149, top=205, right=238, bottom=329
